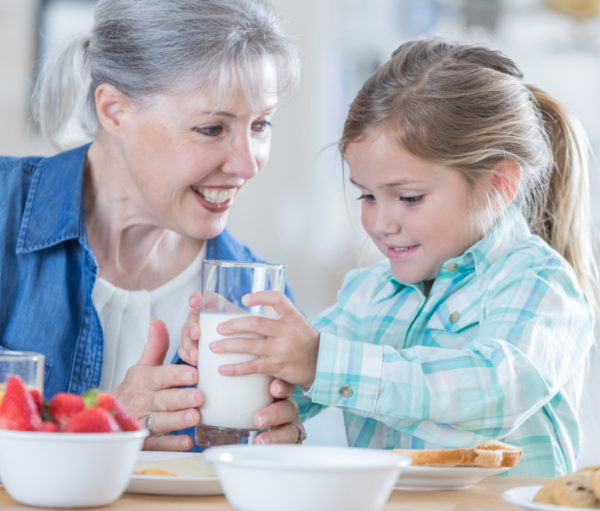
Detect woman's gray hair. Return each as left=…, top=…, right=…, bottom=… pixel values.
left=33, top=0, right=301, bottom=149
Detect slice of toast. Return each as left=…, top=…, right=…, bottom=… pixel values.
left=393, top=439, right=522, bottom=468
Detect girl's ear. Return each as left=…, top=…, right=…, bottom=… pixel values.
left=492, top=159, right=522, bottom=205
left=94, top=83, right=129, bottom=134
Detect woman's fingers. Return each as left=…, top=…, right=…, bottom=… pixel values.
left=143, top=433, right=195, bottom=451
left=255, top=422, right=307, bottom=445
left=144, top=407, right=201, bottom=437
left=253, top=396, right=299, bottom=431
left=178, top=293, right=203, bottom=364
left=270, top=378, right=295, bottom=399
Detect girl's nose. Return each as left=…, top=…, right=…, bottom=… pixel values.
left=373, top=204, right=400, bottom=235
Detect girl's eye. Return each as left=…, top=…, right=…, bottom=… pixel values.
left=356, top=194, right=375, bottom=203
left=401, top=195, right=424, bottom=205
left=253, top=120, right=272, bottom=133
left=194, top=125, right=223, bottom=137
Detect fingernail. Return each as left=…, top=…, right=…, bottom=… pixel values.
left=275, top=382, right=283, bottom=395
left=184, top=370, right=194, bottom=384
left=185, top=411, right=195, bottom=423
left=255, top=415, right=266, bottom=428
left=242, top=295, right=250, bottom=305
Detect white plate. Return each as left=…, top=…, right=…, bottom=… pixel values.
left=126, top=451, right=222, bottom=496
left=503, top=485, right=591, bottom=511
left=395, top=465, right=507, bottom=490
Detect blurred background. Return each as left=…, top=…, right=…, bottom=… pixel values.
left=2, top=0, right=600, bottom=455
left=2, top=0, right=599, bottom=320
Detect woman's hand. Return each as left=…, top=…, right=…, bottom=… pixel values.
left=114, top=319, right=204, bottom=451
left=209, top=291, right=320, bottom=389
left=253, top=379, right=307, bottom=445
left=178, top=291, right=202, bottom=366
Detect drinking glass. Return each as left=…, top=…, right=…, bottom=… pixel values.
left=195, top=260, right=286, bottom=448
left=0, top=350, right=45, bottom=404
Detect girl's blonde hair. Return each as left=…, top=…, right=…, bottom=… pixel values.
left=340, top=37, right=598, bottom=308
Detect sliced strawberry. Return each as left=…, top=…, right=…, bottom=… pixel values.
left=0, top=375, right=43, bottom=431
left=66, top=406, right=120, bottom=433
left=48, top=393, right=86, bottom=431
left=96, top=392, right=141, bottom=431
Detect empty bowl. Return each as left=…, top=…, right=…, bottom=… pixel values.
left=0, top=428, right=147, bottom=508
left=204, top=444, right=410, bottom=511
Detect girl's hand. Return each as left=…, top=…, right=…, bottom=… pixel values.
left=253, top=379, right=307, bottom=445
left=115, top=319, right=204, bottom=451
left=210, top=291, right=320, bottom=389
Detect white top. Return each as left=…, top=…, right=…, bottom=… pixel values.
left=93, top=247, right=205, bottom=391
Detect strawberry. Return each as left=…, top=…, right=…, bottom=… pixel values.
left=0, top=375, right=43, bottom=431
left=49, top=392, right=86, bottom=431
left=66, top=406, right=120, bottom=433
left=29, top=389, right=43, bottom=414
left=96, top=392, right=141, bottom=431
left=38, top=421, right=59, bottom=432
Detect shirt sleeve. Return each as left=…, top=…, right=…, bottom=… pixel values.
left=305, top=258, right=595, bottom=447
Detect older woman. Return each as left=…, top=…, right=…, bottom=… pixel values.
left=0, top=0, right=302, bottom=450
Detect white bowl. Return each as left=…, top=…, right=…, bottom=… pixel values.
left=204, top=444, right=410, bottom=511
left=0, top=428, right=147, bottom=508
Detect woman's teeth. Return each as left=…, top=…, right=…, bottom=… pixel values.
left=196, top=187, right=238, bottom=204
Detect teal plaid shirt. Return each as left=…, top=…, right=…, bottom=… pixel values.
left=295, top=210, right=594, bottom=476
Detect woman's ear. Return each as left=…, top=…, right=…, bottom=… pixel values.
left=94, top=83, right=129, bottom=134
left=492, top=159, right=522, bottom=205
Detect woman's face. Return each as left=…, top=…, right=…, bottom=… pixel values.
left=346, top=129, right=486, bottom=288
left=113, top=59, right=278, bottom=241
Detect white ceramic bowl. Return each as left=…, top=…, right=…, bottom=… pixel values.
left=0, top=428, right=147, bottom=508
left=204, top=444, right=410, bottom=511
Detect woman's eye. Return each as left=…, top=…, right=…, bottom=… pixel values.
left=253, top=120, right=272, bottom=133
left=194, top=125, right=223, bottom=137
left=401, top=195, right=424, bottom=205
left=356, top=194, right=375, bottom=203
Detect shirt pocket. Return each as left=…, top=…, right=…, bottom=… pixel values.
left=421, top=301, right=481, bottom=349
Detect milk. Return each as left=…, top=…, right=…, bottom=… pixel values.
left=197, top=312, right=273, bottom=429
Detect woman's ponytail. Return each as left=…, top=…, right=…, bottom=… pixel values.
left=33, top=36, right=98, bottom=150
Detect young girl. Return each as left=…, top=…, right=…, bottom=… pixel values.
left=181, top=38, right=597, bottom=475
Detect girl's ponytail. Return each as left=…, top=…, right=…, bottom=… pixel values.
left=528, top=85, right=599, bottom=308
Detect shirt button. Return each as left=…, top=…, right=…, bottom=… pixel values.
left=446, top=263, right=458, bottom=272
left=449, top=311, right=461, bottom=323
left=339, top=386, right=354, bottom=398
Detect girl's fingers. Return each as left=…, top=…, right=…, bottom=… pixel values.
left=242, top=291, right=297, bottom=320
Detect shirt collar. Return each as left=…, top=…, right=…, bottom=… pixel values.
left=463, top=207, right=531, bottom=274
left=17, top=144, right=91, bottom=254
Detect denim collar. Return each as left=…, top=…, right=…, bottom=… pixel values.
left=16, top=144, right=91, bottom=254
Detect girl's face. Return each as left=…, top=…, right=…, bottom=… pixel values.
left=346, top=129, right=487, bottom=290
left=111, top=58, right=278, bottom=241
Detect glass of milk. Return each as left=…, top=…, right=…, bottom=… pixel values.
left=195, top=260, right=286, bottom=448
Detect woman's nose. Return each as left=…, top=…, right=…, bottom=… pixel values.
left=222, top=136, right=262, bottom=179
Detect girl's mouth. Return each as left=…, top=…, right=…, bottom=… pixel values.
left=387, top=244, right=419, bottom=259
